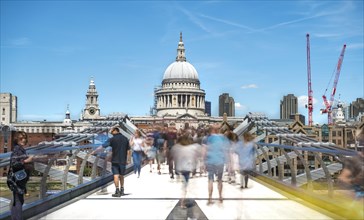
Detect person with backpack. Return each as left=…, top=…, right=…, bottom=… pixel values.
left=8, top=131, right=33, bottom=220
left=153, top=126, right=166, bottom=175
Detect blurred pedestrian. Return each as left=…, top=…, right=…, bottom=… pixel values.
left=165, top=125, right=177, bottom=179
left=153, top=126, right=166, bottom=175
left=226, top=131, right=239, bottom=184
left=199, top=127, right=210, bottom=177
left=92, top=127, right=130, bottom=197
left=235, top=132, right=257, bottom=189
left=204, top=124, right=229, bottom=204
left=144, top=132, right=157, bottom=173
left=338, top=128, right=364, bottom=200
left=171, top=134, right=200, bottom=208
left=8, top=131, right=33, bottom=220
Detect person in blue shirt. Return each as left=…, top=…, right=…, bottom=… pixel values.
left=203, top=124, right=229, bottom=205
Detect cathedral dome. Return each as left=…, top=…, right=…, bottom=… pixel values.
left=156, top=32, right=206, bottom=117
left=163, top=61, right=199, bottom=80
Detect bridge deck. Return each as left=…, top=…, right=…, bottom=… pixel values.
left=33, top=164, right=332, bottom=220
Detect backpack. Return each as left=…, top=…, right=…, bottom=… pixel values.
left=154, top=132, right=165, bottom=150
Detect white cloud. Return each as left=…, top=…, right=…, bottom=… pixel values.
left=177, top=7, right=213, bottom=34
left=199, top=13, right=255, bottom=32
left=235, top=102, right=247, bottom=110
left=241, top=84, right=258, bottom=89
left=19, top=114, right=64, bottom=122
left=10, top=37, right=30, bottom=47
left=313, top=33, right=343, bottom=38
left=297, top=95, right=319, bottom=108
left=347, top=43, right=364, bottom=50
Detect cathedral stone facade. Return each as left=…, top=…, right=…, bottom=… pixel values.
left=155, top=33, right=206, bottom=117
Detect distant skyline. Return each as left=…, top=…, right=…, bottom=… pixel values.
left=1, top=1, right=363, bottom=124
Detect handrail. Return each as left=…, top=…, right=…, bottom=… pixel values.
left=0, top=118, right=137, bottom=219
left=252, top=142, right=363, bottom=219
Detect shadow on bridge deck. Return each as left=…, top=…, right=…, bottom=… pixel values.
left=31, top=164, right=334, bottom=220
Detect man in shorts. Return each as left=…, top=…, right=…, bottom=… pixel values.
left=92, top=127, right=130, bottom=197
left=204, top=124, right=229, bottom=204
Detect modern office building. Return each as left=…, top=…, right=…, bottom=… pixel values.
left=205, top=101, right=211, bottom=116
left=349, top=98, right=364, bottom=119
left=219, top=93, right=235, bottom=117
left=280, top=94, right=298, bottom=120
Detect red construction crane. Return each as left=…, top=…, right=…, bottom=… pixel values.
left=320, top=44, right=346, bottom=125
left=306, top=34, right=313, bottom=126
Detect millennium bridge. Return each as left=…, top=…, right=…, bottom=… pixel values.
left=0, top=113, right=362, bottom=219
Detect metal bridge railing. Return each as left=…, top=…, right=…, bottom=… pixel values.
left=0, top=117, right=137, bottom=220
left=0, top=144, right=134, bottom=220
left=253, top=142, right=363, bottom=219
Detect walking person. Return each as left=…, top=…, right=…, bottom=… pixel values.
left=129, top=129, right=144, bottom=178
left=153, top=126, right=166, bottom=175
left=235, top=132, right=257, bottom=189
left=143, top=133, right=157, bottom=173
left=165, top=125, right=177, bottom=179
left=171, top=134, right=200, bottom=208
left=203, top=124, right=229, bottom=205
left=9, top=131, right=33, bottom=220
left=92, top=127, right=130, bottom=197
left=226, top=131, right=242, bottom=183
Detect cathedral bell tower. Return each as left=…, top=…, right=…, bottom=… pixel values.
left=83, top=77, right=101, bottom=120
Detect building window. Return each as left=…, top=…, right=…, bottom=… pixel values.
left=338, top=131, right=341, bottom=136
left=2, top=108, right=5, bottom=115
left=332, top=131, right=336, bottom=136
left=338, top=140, right=342, bottom=145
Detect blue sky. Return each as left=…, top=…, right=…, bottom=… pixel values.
left=1, top=1, right=363, bottom=125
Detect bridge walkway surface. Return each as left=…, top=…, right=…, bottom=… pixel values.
left=31, top=164, right=333, bottom=220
